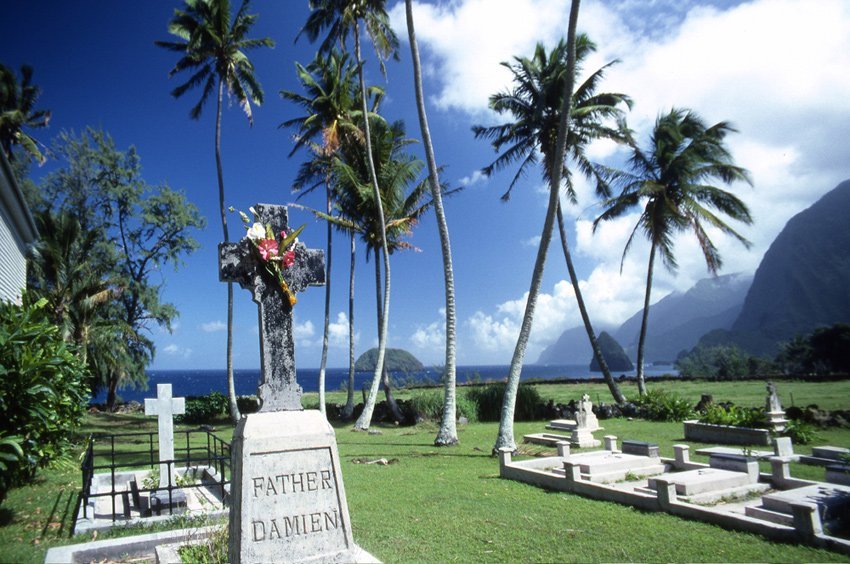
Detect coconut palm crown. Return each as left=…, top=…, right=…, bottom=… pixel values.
left=0, top=64, right=51, bottom=164
left=472, top=35, right=631, bottom=201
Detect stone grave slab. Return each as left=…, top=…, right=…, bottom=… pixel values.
left=646, top=468, right=759, bottom=497
left=523, top=432, right=572, bottom=447
left=748, top=483, right=850, bottom=530
left=552, top=450, right=667, bottom=483
left=694, top=446, right=773, bottom=460
left=800, top=445, right=850, bottom=467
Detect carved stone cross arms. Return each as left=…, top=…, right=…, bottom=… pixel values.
left=219, top=204, right=325, bottom=412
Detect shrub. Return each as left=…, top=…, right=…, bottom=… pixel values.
left=781, top=420, right=818, bottom=444
left=700, top=404, right=769, bottom=428
left=407, top=390, right=478, bottom=423
left=0, top=296, right=88, bottom=505
left=634, top=389, right=694, bottom=421
left=178, top=391, right=228, bottom=424
left=466, top=383, right=542, bottom=422
left=237, top=395, right=260, bottom=414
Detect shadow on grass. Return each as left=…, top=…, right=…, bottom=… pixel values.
left=0, top=508, right=12, bottom=527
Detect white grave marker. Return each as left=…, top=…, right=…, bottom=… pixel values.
left=144, top=383, right=185, bottom=488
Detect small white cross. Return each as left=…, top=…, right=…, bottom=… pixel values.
left=144, top=383, right=186, bottom=488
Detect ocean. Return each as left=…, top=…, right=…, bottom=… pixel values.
left=93, top=364, right=678, bottom=404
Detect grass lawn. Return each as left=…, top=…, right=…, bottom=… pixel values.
left=2, top=380, right=849, bottom=562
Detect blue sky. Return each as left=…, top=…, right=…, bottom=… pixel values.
left=3, top=0, right=849, bottom=370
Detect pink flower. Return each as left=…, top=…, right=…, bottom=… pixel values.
left=282, top=249, right=295, bottom=268
left=257, top=238, right=279, bottom=261
left=280, top=230, right=287, bottom=239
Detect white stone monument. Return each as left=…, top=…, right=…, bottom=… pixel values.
left=765, top=381, right=789, bottom=432
left=144, top=383, right=185, bottom=488
left=570, top=394, right=602, bottom=448
left=220, top=204, right=375, bottom=563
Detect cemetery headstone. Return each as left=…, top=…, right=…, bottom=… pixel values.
left=220, top=204, right=374, bottom=563
left=144, top=384, right=185, bottom=489
left=764, top=381, right=789, bottom=431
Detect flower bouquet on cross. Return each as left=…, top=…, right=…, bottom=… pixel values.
left=234, top=207, right=305, bottom=307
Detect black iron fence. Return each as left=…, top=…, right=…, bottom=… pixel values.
left=79, top=429, right=231, bottom=521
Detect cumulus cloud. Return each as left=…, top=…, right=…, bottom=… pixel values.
left=328, top=312, right=359, bottom=348
left=200, top=320, right=226, bottom=333
left=294, top=319, right=315, bottom=347
left=410, top=308, right=447, bottom=353
left=163, top=343, right=192, bottom=359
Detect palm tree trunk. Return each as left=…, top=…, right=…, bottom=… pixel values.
left=342, top=233, right=357, bottom=419
left=371, top=252, right=404, bottom=423
left=318, top=185, right=332, bottom=416
left=556, top=202, right=625, bottom=405
left=493, top=0, right=582, bottom=454
left=353, top=23, right=392, bottom=432
left=405, top=0, right=458, bottom=446
left=636, top=242, right=656, bottom=396
left=216, top=78, right=240, bottom=423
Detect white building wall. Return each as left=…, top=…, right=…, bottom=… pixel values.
left=0, top=200, right=28, bottom=304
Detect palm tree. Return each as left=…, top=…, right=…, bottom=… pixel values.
left=281, top=50, right=377, bottom=416
left=312, top=118, right=433, bottom=428
left=300, top=0, right=399, bottom=431
left=404, top=0, right=459, bottom=446
left=473, top=35, right=630, bottom=406
left=156, top=0, right=273, bottom=423
left=486, top=0, right=582, bottom=453
left=0, top=64, right=51, bottom=164
left=593, top=108, right=753, bottom=395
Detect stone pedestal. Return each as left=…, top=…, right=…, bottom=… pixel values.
left=766, top=410, right=789, bottom=432
left=228, top=410, right=376, bottom=563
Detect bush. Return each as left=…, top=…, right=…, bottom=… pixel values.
left=781, top=420, right=818, bottom=444
left=237, top=395, right=260, bottom=414
left=634, top=389, right=694, bottom=421
left=699, top=404, right=769, bottom=428
left=466, top=383, right=542, bottom=422
left=407, top=390, right=478, bottom=423
left=0, top=297, right=88, bottom=505
left=178, top=391, right=228, bottom=424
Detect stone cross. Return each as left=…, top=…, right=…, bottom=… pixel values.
left=144, top=383, right=185, bottom=488
left=219, top=204, right=325, bottom=412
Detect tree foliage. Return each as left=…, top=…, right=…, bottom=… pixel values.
left=0, top=296, right=88, bottom=505
left=676, top=344, right=772, bottom=380
left=0, top=63, right=51, bottom=164
left=27, top=129, right=204, bottom=408
left=777, top=323, right=850, bottom=375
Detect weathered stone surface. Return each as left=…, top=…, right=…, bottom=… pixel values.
left=219, top=204, right=325, bottom=412
left=144, top=384, right=185, bottom=488
left=229, top=411, right=373, bottom=563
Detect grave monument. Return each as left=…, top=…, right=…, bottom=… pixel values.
left=765, top=381, right=789, bottom=431
left=219, top=204, right=374, bottom=563
left=144, top=384, right=190, bottom=513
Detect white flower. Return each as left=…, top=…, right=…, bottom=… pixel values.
left=247, top=222, right=266, bottom=241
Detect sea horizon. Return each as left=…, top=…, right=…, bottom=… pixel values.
left=93, top=363, right=678, bottom=405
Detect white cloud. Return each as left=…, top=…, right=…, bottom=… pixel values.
left=200, top=320, right=226, bottom=333
left=410, top=308, right=447, bottom=353
left=391, top=0, right=572, bottom=115
left=522, top=235, right=542, bottom=248
left=294, top=319, right=315, bottom=346
left=328, top=312, right=359, bottom=348
left=458, top=169, right=488, bottom=187
left=163, top=343, right=192, bottom=359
